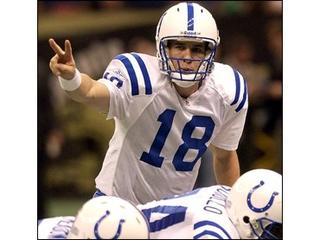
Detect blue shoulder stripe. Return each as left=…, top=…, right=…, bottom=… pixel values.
left=230, top=69, right=240, bottom=106
left=131, top=53, right=152, bottom=95
left=115, top=54, right=139, bottom=96
left=235, top=78, right=248, bottom=112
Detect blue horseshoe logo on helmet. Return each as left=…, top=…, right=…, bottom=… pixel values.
left=247, top=181, right=279, bottom=213
left=94, top=210, right=126, bottom=239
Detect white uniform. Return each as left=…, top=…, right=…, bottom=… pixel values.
left=38, top=186, right=240, bottom=239
left=138, top=185, right=240, bottom=239
left=38, top=216, right=74, bottom=239
left=95, top=53, right=248, bottom=204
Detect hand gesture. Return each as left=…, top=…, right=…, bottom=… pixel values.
left=49, top=38, right=76, bottom=80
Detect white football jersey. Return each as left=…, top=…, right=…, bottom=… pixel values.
left=38, top=186, right=239, bottom=239
left=138, top=185, right=240, bottom=239
left=95, top=53, right=248, bottom=204
left=38, top=216, right=75, bottom=239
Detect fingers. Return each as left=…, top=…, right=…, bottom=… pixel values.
left=56, top=63, right=76, bottom=80
left=49, top=38, right=65, bottom=57
left=49, top=38, right=76, bottom=79
left=49, top=54, right=76, bottom=79
left=64, top=40, right=73, bottom=61
left=49, top=54, right=61, bottom=76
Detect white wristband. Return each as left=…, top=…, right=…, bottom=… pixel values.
left=58, top=69, right=81, bottom=91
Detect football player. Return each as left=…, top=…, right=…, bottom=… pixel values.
left=38, top=169, right=282, bottom=239
left=48, top=2, right=248, bottom=205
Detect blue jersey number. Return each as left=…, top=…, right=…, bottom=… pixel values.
left=141, top=205, right=187, bottom=232
left=140, top=109, right=215, bottom=171
left=140, top=109, right=175, bottom=167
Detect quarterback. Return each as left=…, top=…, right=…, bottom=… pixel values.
left=38, top=169, right=282, bottom=239
left=48, top=2, right=248, bottom=204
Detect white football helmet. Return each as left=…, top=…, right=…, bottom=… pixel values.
left=226, top=169, right=282, bottom=239
left=67, top=196, right=150, bottom=239
left=155, top=2, right=220, bottom=86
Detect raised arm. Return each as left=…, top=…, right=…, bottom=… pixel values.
left=48, top=38, right=110, bottom=114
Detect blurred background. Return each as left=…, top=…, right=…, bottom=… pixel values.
left=38, top=1, right=282, bottom=218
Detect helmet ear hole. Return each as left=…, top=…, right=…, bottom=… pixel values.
left=243, top=216, right=250, bottom=224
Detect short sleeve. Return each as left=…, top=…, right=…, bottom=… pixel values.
left=212, top=106, right=248, bottom=150
left=98, top=58, right=132, bottom=120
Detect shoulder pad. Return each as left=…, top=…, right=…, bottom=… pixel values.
left=211, top=63, right=248, bottom=112
left=105, top=53, right=159, bottom=96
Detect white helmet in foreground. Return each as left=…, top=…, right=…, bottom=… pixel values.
left=155, top=2, right=220, bottom=85
left=226, top=169, right=282, bottom=239
left=67, top=196, right=150, bottom=239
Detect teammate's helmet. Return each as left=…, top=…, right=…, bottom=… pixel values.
left=226, top=169, right=282, bottom=239
left=67, top=196, right=150, bottom=239
left=155, top=2, right=220, bottom=84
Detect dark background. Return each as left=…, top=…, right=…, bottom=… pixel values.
left=38, top=1, right=282, bottom=218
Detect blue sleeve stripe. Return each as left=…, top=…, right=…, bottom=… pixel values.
left=193, top=230, right=224, bottom=239
left=131, top=53, right=152, bottom=95
left=115, top=54, right=139, bottom=96
left=194, top=220, right=232, bottom=239
left=187, top=3, right=194, bottom=31
left=230, top=69, right=240, bottom=106
left=235, top=79, right=248, bottom=112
